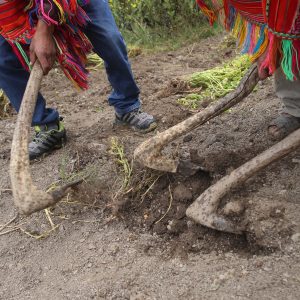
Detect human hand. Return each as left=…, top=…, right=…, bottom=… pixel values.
left=30, top=20, right=56, bottom=75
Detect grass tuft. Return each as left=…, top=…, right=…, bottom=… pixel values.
left=0, top=90, right=11, bottom=119
left=109, top=137, right=132, bottom=191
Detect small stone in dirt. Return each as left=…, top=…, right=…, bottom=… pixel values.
left=279, top=190, right=287, bottom=195
left=183, top=134, right=193, bottom=143
left=291, top=233, right=300, bottom=243
left=233, top=125, right=240, bottom=132
left=167, top=220, right=186, bottom=234
left=292, top=158, right=300, bottom=164
left=173, top=184, right=193, bottom=203
left=223, top=201, right=245, bottom=216
left=130, top=292, right=150, bottom=300
left=108, top=244, right=120, bottom=256
left=177, top=159, right=202, bottom=177
left=88, top=243, right=97, bottom=250
left=153, top=222, right=167, bottom=235
left=269, top=206, right=285, bottom=218
left=175, top=205, right=186, bottom=220
left=204, top=134, right=218, bottom=146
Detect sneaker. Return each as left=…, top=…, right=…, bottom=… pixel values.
left=115, top=109, right=157, bottom=133
left=29, top=119, right=67, bottom=160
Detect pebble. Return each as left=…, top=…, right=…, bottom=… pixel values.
left=223, top=201, right=244, bottom=216
left=204, top=134, right=218, bottom=146
left=88, top=243, right=97, bottom=250
left=87, top=263, right=92, bottom=268
left=292, top=158, right=300, bottom=164
left=291, top=233, right=300, bottom=243
left=183, top=134, right=193, bottom=143
left=109, top=244, right=120, bottom=256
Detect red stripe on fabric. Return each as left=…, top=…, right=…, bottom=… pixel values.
left=267, top=0, right=299, bottom=33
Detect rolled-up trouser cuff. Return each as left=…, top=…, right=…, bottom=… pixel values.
left=275, top=69, right=300, bottom=117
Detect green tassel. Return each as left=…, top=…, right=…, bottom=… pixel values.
left=281, top=39, right=294, bottom=81
left=16, top=42, right=31, bottom=69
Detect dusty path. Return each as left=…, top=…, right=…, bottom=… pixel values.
left=1, top=35, right=300, bottom=299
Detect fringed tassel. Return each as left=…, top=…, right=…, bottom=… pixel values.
left=197, top=0, right=300, bottom=80
left=259, top=33, right=281, bottom=76
left=242, top=22, right=253, bottom=54
left=251, top=26, right=268, bottom=61
left=53, top=27, right=92, bottom=90
left=196, top=0, right=217, bottom=25
left=35, top=0, right=89, bottom=26
left=281, top=40, right=294, bottom=81
left=9, top=43, right=30, bottom=71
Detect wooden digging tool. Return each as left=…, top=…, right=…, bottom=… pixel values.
left=10, top=61, right=83, bottom=215
left=186, top=127, right=300, bottom=234
left=134, top=64, right=260, bottom=173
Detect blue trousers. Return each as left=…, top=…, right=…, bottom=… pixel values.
left=0, top=0, right=140, bottom=125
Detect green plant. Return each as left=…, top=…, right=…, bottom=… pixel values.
left=108, top=0, right=214, bottom=51
left=178, top=55, right=252, bottom=109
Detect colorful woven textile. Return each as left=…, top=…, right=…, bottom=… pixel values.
left=0, top=0, right=92, bottom=89
left=197, top=0, right=300, bottom=80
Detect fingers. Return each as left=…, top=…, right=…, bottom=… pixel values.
left=29, top=47, right=37, bottom=67
left=30, top=50, right=55, bottom=75
left=37, top=54, right=54, bottom=75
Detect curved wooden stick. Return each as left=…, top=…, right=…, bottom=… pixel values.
left=186, top=127, right=300, bottom=234
left=134, top=64, right=260, bottom=173
left=10, top=62, right=82, bottom=215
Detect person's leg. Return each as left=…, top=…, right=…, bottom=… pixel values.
left=83, top=0, right=139, bottom=114
left=0, top=36, right=66, bottom=159
left=268, top=69, right=300, bottom=139
left=275, top=69, right=300, bottom=117
left=0, top=36, right=59, bottom=125
left=82, top=0, right=156, bottom=132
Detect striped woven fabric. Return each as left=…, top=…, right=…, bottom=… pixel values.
left=197, top=0, right=300, bottom=80
left=0, top=0, right=92, bottom=89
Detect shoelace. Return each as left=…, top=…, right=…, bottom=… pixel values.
left=32, top=130, right=55, bottom=144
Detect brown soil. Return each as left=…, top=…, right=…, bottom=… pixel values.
left=1, top=35, right=300, bottom=299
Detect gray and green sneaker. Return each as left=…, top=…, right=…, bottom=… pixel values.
left=115, top=109, right=157, bottom=133
left=29, top=120, right=66, bottom=160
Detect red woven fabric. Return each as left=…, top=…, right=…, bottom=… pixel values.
left=0, top=0, right=92, bottom=89
left=197, top=0, right=300, bottom=35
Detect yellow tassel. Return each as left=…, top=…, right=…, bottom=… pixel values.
left=52, top=0, right=66, bottom=24
left=238, top=19, right=247, bottom=48
left=232, top=14, right=242, bottom=38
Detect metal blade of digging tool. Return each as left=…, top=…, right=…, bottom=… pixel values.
left=10, top=61, right=83, bottom=215
left=186, top=127, right=300, bottom=234
left=134, top=64, right=260, bottom=173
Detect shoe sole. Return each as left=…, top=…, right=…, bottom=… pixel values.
left=114, top=120, right=157, bottom=134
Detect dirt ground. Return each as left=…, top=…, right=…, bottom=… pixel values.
left=1, top=34, right=300, bottom=300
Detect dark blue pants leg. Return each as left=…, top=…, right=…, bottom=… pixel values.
left=0, top=36, right=59, bottom=125
left=83, top=0, right=141, bottom=115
